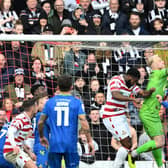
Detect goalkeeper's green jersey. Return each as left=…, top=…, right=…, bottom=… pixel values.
left=140, top=69, right=167, bottom=118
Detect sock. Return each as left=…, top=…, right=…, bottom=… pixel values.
left=136, top=140, right=157, bottom=154
left=113, top=147, right=128, bottom=168
left=152, top=148, right=163, bottom=167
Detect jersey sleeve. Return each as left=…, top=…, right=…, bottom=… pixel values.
left=109, top=79, right=122, bottom=92
left=132, top=85, right=141, bottom=95
left=10, top=119, right=23, bottom=130
left=78, top=100, right=85, bottom=115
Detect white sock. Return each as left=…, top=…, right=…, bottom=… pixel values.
left=131, top=150, right=138, bottom=158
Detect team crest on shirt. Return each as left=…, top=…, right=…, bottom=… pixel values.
left=122, top=130, right=126, bottom=135
left=40, top=150, right=45, bottom=155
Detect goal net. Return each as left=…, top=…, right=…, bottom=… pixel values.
left=0, top=35, right=168, bottom=168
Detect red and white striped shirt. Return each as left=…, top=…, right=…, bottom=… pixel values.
left=103, top=75, right=140, bottom=118
left=3, top=112, right=33, bottom=154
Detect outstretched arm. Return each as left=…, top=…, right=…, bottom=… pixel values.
left=138, top=88, right=155, bottom=98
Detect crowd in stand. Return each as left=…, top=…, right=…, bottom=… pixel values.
left=0, top=0, right=168, bottom=166
left=1, top=0, right=168, bottom=35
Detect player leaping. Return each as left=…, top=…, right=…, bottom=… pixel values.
left=129, top=55, right=167, bottom=168
left=102, top=68, right=155, bottom=168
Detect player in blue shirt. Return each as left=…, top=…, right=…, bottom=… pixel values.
left=0, top=109, right=14, bottom=168
left=34, top=92, right=49, bottom=168
left=38, top=75, right=94, bottom=168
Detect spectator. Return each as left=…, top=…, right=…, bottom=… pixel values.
left=83, top=52, right=103, bottom=84
left=36, top=12, right=48, bottom=34
left=132, top=0, right=149, bottom=30
left=148, top=0, right=168, bottom=31
left=96, top=42, right=119, bottom=78
left=79, top=0, right=94, bottom=24
left=0, top=0, right=19, bottom=34
left=70, top=5, right=87, bottom=34
left=91, top=91, right=105, bottom=110
left=89, top=108, right=114, bottom=160
left=20, top=0, right=41, bottom=34
left=49, top=0, right=70, bottom=34
left=72, top=73, right=88, bottom=100
left=60, top=18, right=78, bottom=35
left=13, top=20, right=24, bottom=34
left=29, top=57, right=46, bottom=86
left=113, top=39, right=143, bottom=72
left=137, top=65, right=148, bottom=89
left=0, top=53, right=14, bottom=106
left=120, top=0, right=154, bottom=15
left=78, top=129, right=98, bottom=165
left=151, top=18, right=168, bottom=35
left=126, top=11, right=149, bottom=35
left=86, top=12, right=111, bottom=34
left=4, top=68, right=31, bottom=108
left=64, top=42, right=86, bottom=76
left=4, top=40, right=32, bottom=72
left=2, top=98, right=19, bottom=122
left=31, top=24, right=64, bottom=77
left=112, top=116, right=137, bottom=168
left=84, top=77, right=101, bottom=114
left=41, top=0, right=54, bottom=21
left=102, top=0, right=128, bottom=35
left=29, top=57, right=56, bottom=96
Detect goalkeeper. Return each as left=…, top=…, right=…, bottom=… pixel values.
left=129, top=55, right=167, bottom=168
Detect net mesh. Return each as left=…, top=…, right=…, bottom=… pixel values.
left=0, top=39, right=168, bottom=166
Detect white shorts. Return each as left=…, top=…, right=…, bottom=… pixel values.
left=103, top=115, right=131, bottom=141
left=4, top=149, right=31, bottom=168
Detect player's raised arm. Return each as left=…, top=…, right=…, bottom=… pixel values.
left=78, top=114, right=95, bottom=155
left=112, top=91, right=136, bottom=102
left=138, top=87, right=156, bottom=98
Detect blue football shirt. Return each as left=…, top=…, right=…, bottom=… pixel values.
left=34, top=111, right=50, bottom=152
left=42, top=95, right=85, bottom=153
left=0, top=123, right=14, bottom=168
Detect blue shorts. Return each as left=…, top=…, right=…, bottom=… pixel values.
left=34, top=144, right=48, bottom=168
left=48, top=152, right=79, bottom=168
left=0, top=155, right=14, bottom=168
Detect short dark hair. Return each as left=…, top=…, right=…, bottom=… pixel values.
left=129, top=11, right=141, bottom=19
left=58, top=75, right=72, bottom=91
left=22, top=97, right=37, bottom=111
left=31, top=84, right=45, bottom=96
left=126, top=68, right=140, bottom=79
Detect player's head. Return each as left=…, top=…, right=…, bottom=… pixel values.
left=36, top=92, right=48, bottom=112
left=125, top=68, right=140, bottom=88
left=22, top=97, right=38, bottom=118
left=58, top=75, right=72, bottom=92
left=147, top=55, right=165, bottom=70
left=31, top=83, right=46, bottom=96
left=0, top=109, right=6, bottom=129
